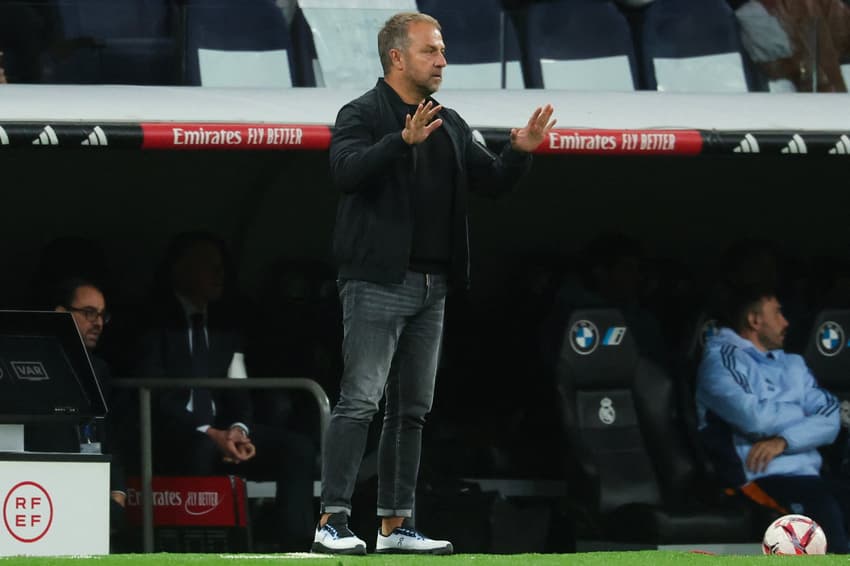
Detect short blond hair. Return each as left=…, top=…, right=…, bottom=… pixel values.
left=378, top=12, right=441, bottom=75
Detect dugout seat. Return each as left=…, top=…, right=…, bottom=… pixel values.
left=802, top=309, right=850, bottom=402
left=802, top=309, right=850, bottom=474
left=555, top=308, right=756, bottom=544
left=416, top=0, right=524, bottom=89
left=520, top=0, right=637, bottom=90
left=184, top=0, right=297, bottom=87
left=640, top=0, right=753, bottom=92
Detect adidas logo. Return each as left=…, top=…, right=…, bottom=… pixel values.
left=781, top=134, right=807, bottom=154
left=81, top=126, right=108, bottom=146
left=733, top=133, right=759, bottom=154
left=829, top=135, right=850, bottom=155
left=0, top=125, right=8, bottom=145
left=32, top=125, right=59, bottom=146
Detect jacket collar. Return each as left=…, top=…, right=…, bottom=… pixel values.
left=376, top=78, right=440, bottom=111
left=709, top=327, right=781, bottom=361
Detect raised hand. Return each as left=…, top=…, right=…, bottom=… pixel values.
left=510, top=104, right=556, bottom=153
left=402, top=100, right=443, bottom=145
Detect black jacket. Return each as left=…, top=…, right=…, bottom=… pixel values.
left=330, top=78, right=532, bottom=287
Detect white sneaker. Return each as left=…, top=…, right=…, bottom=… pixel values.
left=375, top=526, right=453, bottom=555
left=311, top=517, right=367, bottom=555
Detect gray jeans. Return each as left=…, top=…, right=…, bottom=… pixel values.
left=321, top=271, right=447, bottom=518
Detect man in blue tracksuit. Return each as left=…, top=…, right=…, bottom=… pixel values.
left=696, top=284, right=850, bottom=552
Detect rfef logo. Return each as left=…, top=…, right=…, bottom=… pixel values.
left=3, top=481, right=54, bottom=543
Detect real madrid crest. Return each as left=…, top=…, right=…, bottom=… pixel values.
left=570, top=320, right=599, bottom=355
left=598, top=397, right=616, bottom=425
left=816, top=321, right=845, bottom=357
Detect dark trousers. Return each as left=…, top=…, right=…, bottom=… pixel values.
left=155, top=423, right=316, bottom=549
left=755, top=474, right=850, bottom=554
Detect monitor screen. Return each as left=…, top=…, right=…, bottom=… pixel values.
left=0, top=311, right=107, bottom=423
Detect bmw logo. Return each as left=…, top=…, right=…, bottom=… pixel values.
left=570, top=320, right=599, bottom=355
left=816, top=321, right=845, bottom=357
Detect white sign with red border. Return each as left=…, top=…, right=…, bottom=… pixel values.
left=0, top=459, right=109, bottom=556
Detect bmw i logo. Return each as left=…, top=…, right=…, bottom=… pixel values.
left=570, top=320, right=599, bottom=355
left=816, top=321, right=845, bottom=357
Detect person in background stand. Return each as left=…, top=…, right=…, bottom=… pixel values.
left=312, top=11, right=555, bottom=556
left=135, top=231, right=315, bottom=551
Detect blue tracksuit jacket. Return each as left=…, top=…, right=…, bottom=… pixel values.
left=696, top=327, right=840, bottom=486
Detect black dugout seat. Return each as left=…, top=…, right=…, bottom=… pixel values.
left=802, top=309, right=850, bottom=474
left=555, top=308, right=755, bottom=544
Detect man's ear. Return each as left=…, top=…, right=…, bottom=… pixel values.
left=746, top=309, right=761, bottom=331
left=390, top=48, right=403, bottom=70
left=55, top=306, right=67, bottom=313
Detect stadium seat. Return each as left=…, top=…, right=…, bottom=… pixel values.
left=555, top=308, right=756, bottom=545
left=289, top=6, right=323, bottom=87
left=184, top=0, right=297, bottom=87
left=297, top=0, right=416, bottom=89
left=415, top=0, right=524, bottom=89
left=640, top=0, right=752, bottom=92
left=520, top=0, right=637, bottom=91
left=50, top=0, right=177, bottom=85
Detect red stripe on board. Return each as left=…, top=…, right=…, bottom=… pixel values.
left=141, top=123, right=331, bottom=150
left=535, top=129, right=703, bottom=156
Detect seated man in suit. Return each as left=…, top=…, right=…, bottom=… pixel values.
left=696, top=282, right=850, bottom=553
left=135, top=231, right=315, bottom=551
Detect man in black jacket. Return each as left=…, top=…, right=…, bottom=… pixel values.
left=312, top=11, right=555, bottom=556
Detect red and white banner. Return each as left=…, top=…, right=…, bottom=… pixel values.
left=141, top=123, right=332, bottom=150
left=535, top=129, right=703, bottom=156
left=125, top=476, right=247, bottom=527
left=2, top=121, right=850, bottom=156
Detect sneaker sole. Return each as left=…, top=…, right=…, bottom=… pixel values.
left=375, top=544, right=453, bottom=555
left=311, top=541, right=367, bottom=556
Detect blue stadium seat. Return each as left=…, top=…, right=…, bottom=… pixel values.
left=640, top=0, right=752, bottom=92
left=184, top=0, right=296, bottom=87
left=50, top=0, right=176, bottom=85
left=290, top=6, right=322, bottom=87
left=416, top=0, right=524, bottom=89
left=520, top=0, right=637, bottom=90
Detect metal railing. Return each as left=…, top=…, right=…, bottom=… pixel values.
left=112, top=377, right=330, bottom=553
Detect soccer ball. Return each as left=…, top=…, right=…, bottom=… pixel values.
left=762, top=514, right=827, bottom=555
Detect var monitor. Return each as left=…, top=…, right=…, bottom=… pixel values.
left=0, top=310, right=107, bottom=423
